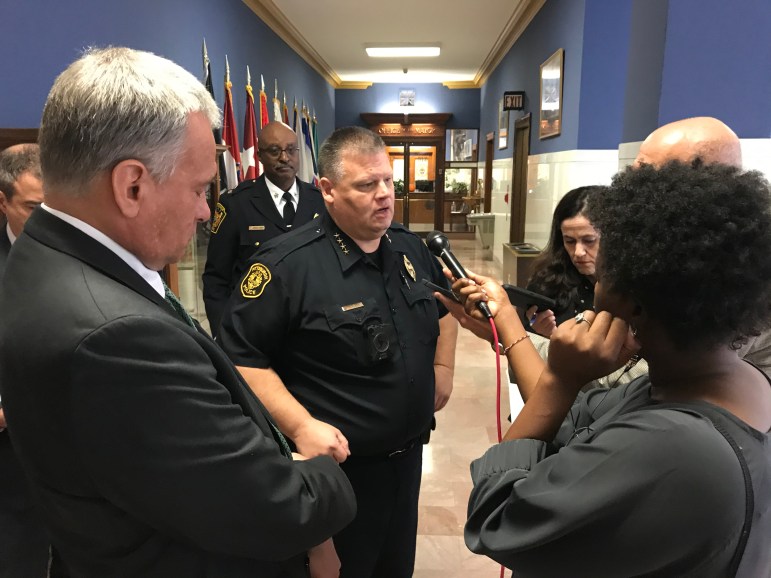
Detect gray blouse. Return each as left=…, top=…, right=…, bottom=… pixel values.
left=465, top=377, right=771, bottom=577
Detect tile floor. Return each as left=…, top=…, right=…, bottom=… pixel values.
left=414, top=239, right=509, bottom=578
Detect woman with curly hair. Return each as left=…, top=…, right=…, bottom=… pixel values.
left=449, top=161, right=771, bottom=576
left=523, top=185, right=603, bottom=337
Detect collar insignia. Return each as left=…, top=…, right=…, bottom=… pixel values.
left=403, top=255, right=416, bottom=282
left=313, top=212, right=320, bottom=219
left=211, top=202, right=226, bottom=234
left=240, top=263, right=272, bottom=299
left=333, top=232, right=349, bottom=255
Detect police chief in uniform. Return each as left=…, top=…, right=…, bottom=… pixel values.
left=202, top=121, right=324, bottom=338
left=219, top=126, right=458, bottom=578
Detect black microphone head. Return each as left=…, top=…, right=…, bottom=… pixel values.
left=426, top=230, right=450, bottom=256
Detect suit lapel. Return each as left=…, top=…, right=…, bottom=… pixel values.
left=248, top=177, right=287, bottom=230
left=23, top=209, right=174, bottom=316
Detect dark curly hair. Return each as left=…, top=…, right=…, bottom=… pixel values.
left=587, top=160, right=771, bottom=350
left=527, top=186, right=604, bottom=312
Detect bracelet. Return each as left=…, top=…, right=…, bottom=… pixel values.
left=502, top=334, right=530, bottom=355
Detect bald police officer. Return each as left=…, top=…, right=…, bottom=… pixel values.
left=202, top=121, right=324, bottom=338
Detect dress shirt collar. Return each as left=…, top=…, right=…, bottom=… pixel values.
left=6, top=222, right=16, bottom=245
left=265, top=177, right=299, bottom=214
left=40, top=204, right=165, bottom=297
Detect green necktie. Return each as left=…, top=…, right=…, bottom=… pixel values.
left=162, top=281, right=196, bottom=328
left=161, top=281, right=292, bottom=457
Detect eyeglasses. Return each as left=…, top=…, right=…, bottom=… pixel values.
left=259, top=145, right=299, bottom=158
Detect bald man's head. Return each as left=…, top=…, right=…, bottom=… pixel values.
left=635, top=117, right=742, bottom=168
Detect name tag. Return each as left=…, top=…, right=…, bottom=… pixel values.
left=341, top=302, right=364, bottom=312
left=249, top=225, right=266, bottom=231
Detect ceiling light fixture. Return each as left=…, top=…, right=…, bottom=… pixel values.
left=366, top=46, right=440, bottom=58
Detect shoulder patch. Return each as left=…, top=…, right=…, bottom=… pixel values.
left=211, top=202, right=226, bottom=233
left=240, top=263, right=272, bottom=299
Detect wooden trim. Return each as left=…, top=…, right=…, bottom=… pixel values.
left=0, top=128, right=38, bottom=150
left=360, top=113, right=452, bottom=127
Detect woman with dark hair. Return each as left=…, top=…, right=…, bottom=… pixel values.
left=447, top=161, right=771, bottom=576
left=524, top=185, right=603, bottom=337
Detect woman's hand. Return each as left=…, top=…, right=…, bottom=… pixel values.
left=446, top=270, right=513, bottom=322
left=547, top=310, right=640, bottom=390
left=526, top=306, right=557, bottom=337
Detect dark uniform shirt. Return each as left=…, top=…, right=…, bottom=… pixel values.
left=219, top=212, right=450, bottom=456
left=202, top=175, right=325, bottom=337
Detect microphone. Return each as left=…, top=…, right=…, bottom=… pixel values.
left=425, top=231, right=492, bottom=319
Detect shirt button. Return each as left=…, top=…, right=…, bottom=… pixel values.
left=391, top=307, right=397, bottom=314
left=410, top=378, right=415, bottom=385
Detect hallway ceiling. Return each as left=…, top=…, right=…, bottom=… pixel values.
left=243, top=0, right=546, bottom=88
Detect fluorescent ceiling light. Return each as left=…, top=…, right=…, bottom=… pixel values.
left=366, top=46, right=440, bottom=58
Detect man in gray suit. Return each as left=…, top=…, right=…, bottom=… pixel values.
left=0, top=143, right=49, bottom=577
left=0, top=47, right=354, bottom=577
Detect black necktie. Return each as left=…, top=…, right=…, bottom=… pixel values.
left=162, top=280, right=196, bottom=328
left=282, top=192, right=296, bottom=227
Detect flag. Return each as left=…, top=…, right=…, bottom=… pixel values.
left=241, top=66, right=259, bottom=181
left=222, top=56, right=242, bottom=190
left=272, top=79, right=282, bottom=122
left=299, top=102, right=317, bottom=185
left=202, top=39, right=227, bottom=194
left=311, top=109, right=319, bottom=177
left=259, top=75, right=269, bottom=129
left=292, top=98, right=299, bottom=132
left=282, top=92, right=289, bottom=125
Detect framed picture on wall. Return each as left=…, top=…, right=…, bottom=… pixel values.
left=498, top=99, right=509, bottom=149
left=446, top=129, right=479, bottom=162
left=539, top=48, right=564, bottom=139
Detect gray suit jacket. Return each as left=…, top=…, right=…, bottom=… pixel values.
left=0, top=209, right=355, bottom=577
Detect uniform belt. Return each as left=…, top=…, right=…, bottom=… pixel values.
left=345, top=437, right=420, bottom=462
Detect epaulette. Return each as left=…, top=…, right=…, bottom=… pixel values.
left=257, top=219, right=325, bottom=264
left=228, top=178, right=260, bottom=198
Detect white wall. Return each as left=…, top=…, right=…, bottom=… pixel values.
left=477, top=138, right=770, bottom=270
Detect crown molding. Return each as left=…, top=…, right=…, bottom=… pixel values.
left=337, top=81, right=374, bottom=90
left=442, top=81, right=479, bottom=89
left=242, top=0, right=342, bottom=88
left=474, top=0, right=546, bottom=86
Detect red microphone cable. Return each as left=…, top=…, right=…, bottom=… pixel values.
left=487, top=317, right=506, bottom=578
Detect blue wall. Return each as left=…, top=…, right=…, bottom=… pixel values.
left=0, top=0, right=335, bottom=141
left=621, top=0, right=669, bottom=142
left=480, top=0, right=588, bottom=160
left=335, top=84, right=480, bottom=129
left=577, top=0, right=633, bottom=149
left=658, top=0, right=771, bottom=138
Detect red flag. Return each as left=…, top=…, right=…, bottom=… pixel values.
left=222, top=56, right=242, bottom=190
left=242, top=67, right=259, bottom=181
left=259, top=75, right=269, bottom=129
